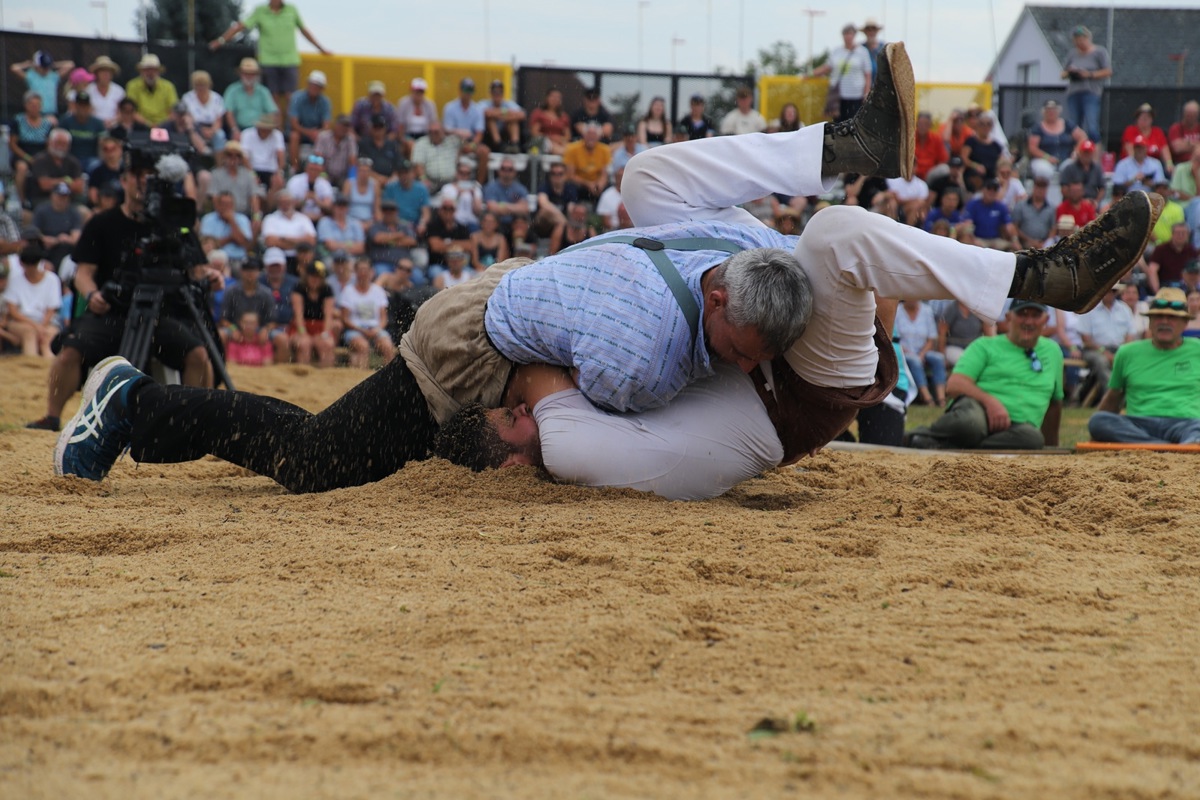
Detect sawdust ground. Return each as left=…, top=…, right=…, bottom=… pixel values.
left=2, top=356, right=1198, bottom=799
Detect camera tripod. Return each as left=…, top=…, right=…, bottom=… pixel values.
left=117, top=276, right=235, bottom=391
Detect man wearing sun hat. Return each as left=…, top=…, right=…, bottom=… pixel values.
left=224, top=57, right=279, bottom=138
left=1088, top=287, right=1200, bottom=445
left=85, top=56, right=125, bottom=125
left=860, top=17, right=886, bottom=75
left=125, top=53, right=178, bottom=126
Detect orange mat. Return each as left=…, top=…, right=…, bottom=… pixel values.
left=1076, top=442, right=1200, bottom=453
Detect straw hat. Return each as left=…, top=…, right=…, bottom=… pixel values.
left=136, top=53, right=164, bottom=71
left=89, top=55, right=121, bottom=75
left=1143, top=287, right=1190, bottom=318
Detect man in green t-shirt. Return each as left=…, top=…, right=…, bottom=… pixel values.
left=210, top=0, right=331, bottom=115
left=1088, top=287, right=1200, bottom=444
left=907, top=300, right=1064, bottom=449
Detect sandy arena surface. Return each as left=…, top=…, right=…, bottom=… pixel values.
left=2, top=355, right=1199, bottom=799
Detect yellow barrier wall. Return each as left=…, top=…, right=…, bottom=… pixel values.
left=299, top=53, right=513, bottom=113
left=759, top=76, right=992, bottom=127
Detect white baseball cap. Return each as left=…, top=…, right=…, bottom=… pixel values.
left=263, top=247, right=287, bottom=266
left=308, top=70, right=327, bottom=87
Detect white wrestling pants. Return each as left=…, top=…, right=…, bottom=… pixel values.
left=622, top=125, right=1017, bottom=388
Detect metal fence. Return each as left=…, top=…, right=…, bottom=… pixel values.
left=0, top=30, right=254, bottom=122
left=515, top=66, right=752, bottom=137
left=996, top=84, right=1200, bottom=155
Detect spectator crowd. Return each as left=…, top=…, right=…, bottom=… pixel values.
left=4, top=14, right=1199, bottom=449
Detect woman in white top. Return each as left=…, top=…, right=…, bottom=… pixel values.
left=3, top=247, right=62, bottom=357
left=337, top=257, right=394, bottom=368
left=181, top=70, right=228, bottom=152
left=85, top=56, right=124, bottom=125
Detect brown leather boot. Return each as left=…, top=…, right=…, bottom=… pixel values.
left=822, top=42, right=916, bottom=180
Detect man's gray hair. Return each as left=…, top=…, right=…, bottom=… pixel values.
left=710, top=247, right=812, bottom=355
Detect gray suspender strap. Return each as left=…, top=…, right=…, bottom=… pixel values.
left=561, top=234, right=745, bottom=343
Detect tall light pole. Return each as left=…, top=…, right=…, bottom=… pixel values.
left=483, top=0, right=491, bottom=61
left=738, top=0, right=745, bottom=70
left=801, top=8, right=825, bottom=75
left=187, top=0, right=195, bottom=78
left=706, top=0, right=712, bottom=72
left=638, top=1, right=651, bottom=72
left=671, top=35, right=686, bottom=72
left=90, top=0, right=109, bottom=38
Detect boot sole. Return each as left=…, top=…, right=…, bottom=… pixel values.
left=1074, top=191, right=1164, bottom=314
left=884, top=42, right=916, bottom=181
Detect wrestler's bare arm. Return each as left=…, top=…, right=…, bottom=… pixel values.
left=502, top=364, right=576, bottom=409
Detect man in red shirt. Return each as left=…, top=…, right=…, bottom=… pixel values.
left=1055, top=177, right=1097, bottom=229
left=914, top=110, right=947, bottom=180
left=1168, top=100, right=1200, bottom=166
left=1147, top=222, right=1199, bottom=292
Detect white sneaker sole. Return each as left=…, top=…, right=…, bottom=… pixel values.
left=53, top=355, right=132, bottom=478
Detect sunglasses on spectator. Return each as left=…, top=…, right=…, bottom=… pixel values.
left=1025, top=348, right=1043, bottom=373
left=550, top=169, right=565, bottom=176
left=499, top=166, right=515, bottom=172
left=1150, top=299, right=1187, bottom=311
left=308, top=155, right=325, bottom=165
left=396, top=265, right=412, bottom=273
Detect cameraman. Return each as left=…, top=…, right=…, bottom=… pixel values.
left=27, top=142, right=218, bottom=432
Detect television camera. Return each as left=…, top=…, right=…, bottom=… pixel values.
left=100, top=129, right=234, bottom=389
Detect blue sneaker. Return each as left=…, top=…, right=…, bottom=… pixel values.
left=54, top=356, right=147, bottom=480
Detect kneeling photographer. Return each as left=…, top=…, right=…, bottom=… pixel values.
left=28, top=131, right=226, bottom=432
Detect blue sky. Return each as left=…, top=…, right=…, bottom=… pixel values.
left=10, top=0, right=1184, bottom=82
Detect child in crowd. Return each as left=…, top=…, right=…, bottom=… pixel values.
left=224, top=310, right=274, bottom=366
left=338, top=257, right=394, bottom=368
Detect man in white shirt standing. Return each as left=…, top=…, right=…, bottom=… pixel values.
left=1075, top=284, right=1138, bottom=394
left=814, top=23, right=873, bottom=120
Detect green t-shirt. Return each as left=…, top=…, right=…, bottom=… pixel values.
left=125, top=77, right=179, bottom=126
left=223, top=82, right=278, bottom=129
left=1109, top=338, right=1200, bottom=418
left=244, top=3, right=304, bottom=67
left=1169, top=163, right=1196, bottom=199
left=1152, top=200, right=1185, bottom=246
left=953, top=335, right=1064, bottom=426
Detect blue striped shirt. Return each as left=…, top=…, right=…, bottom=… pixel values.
left=484, top=220, right=796, bottom=412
